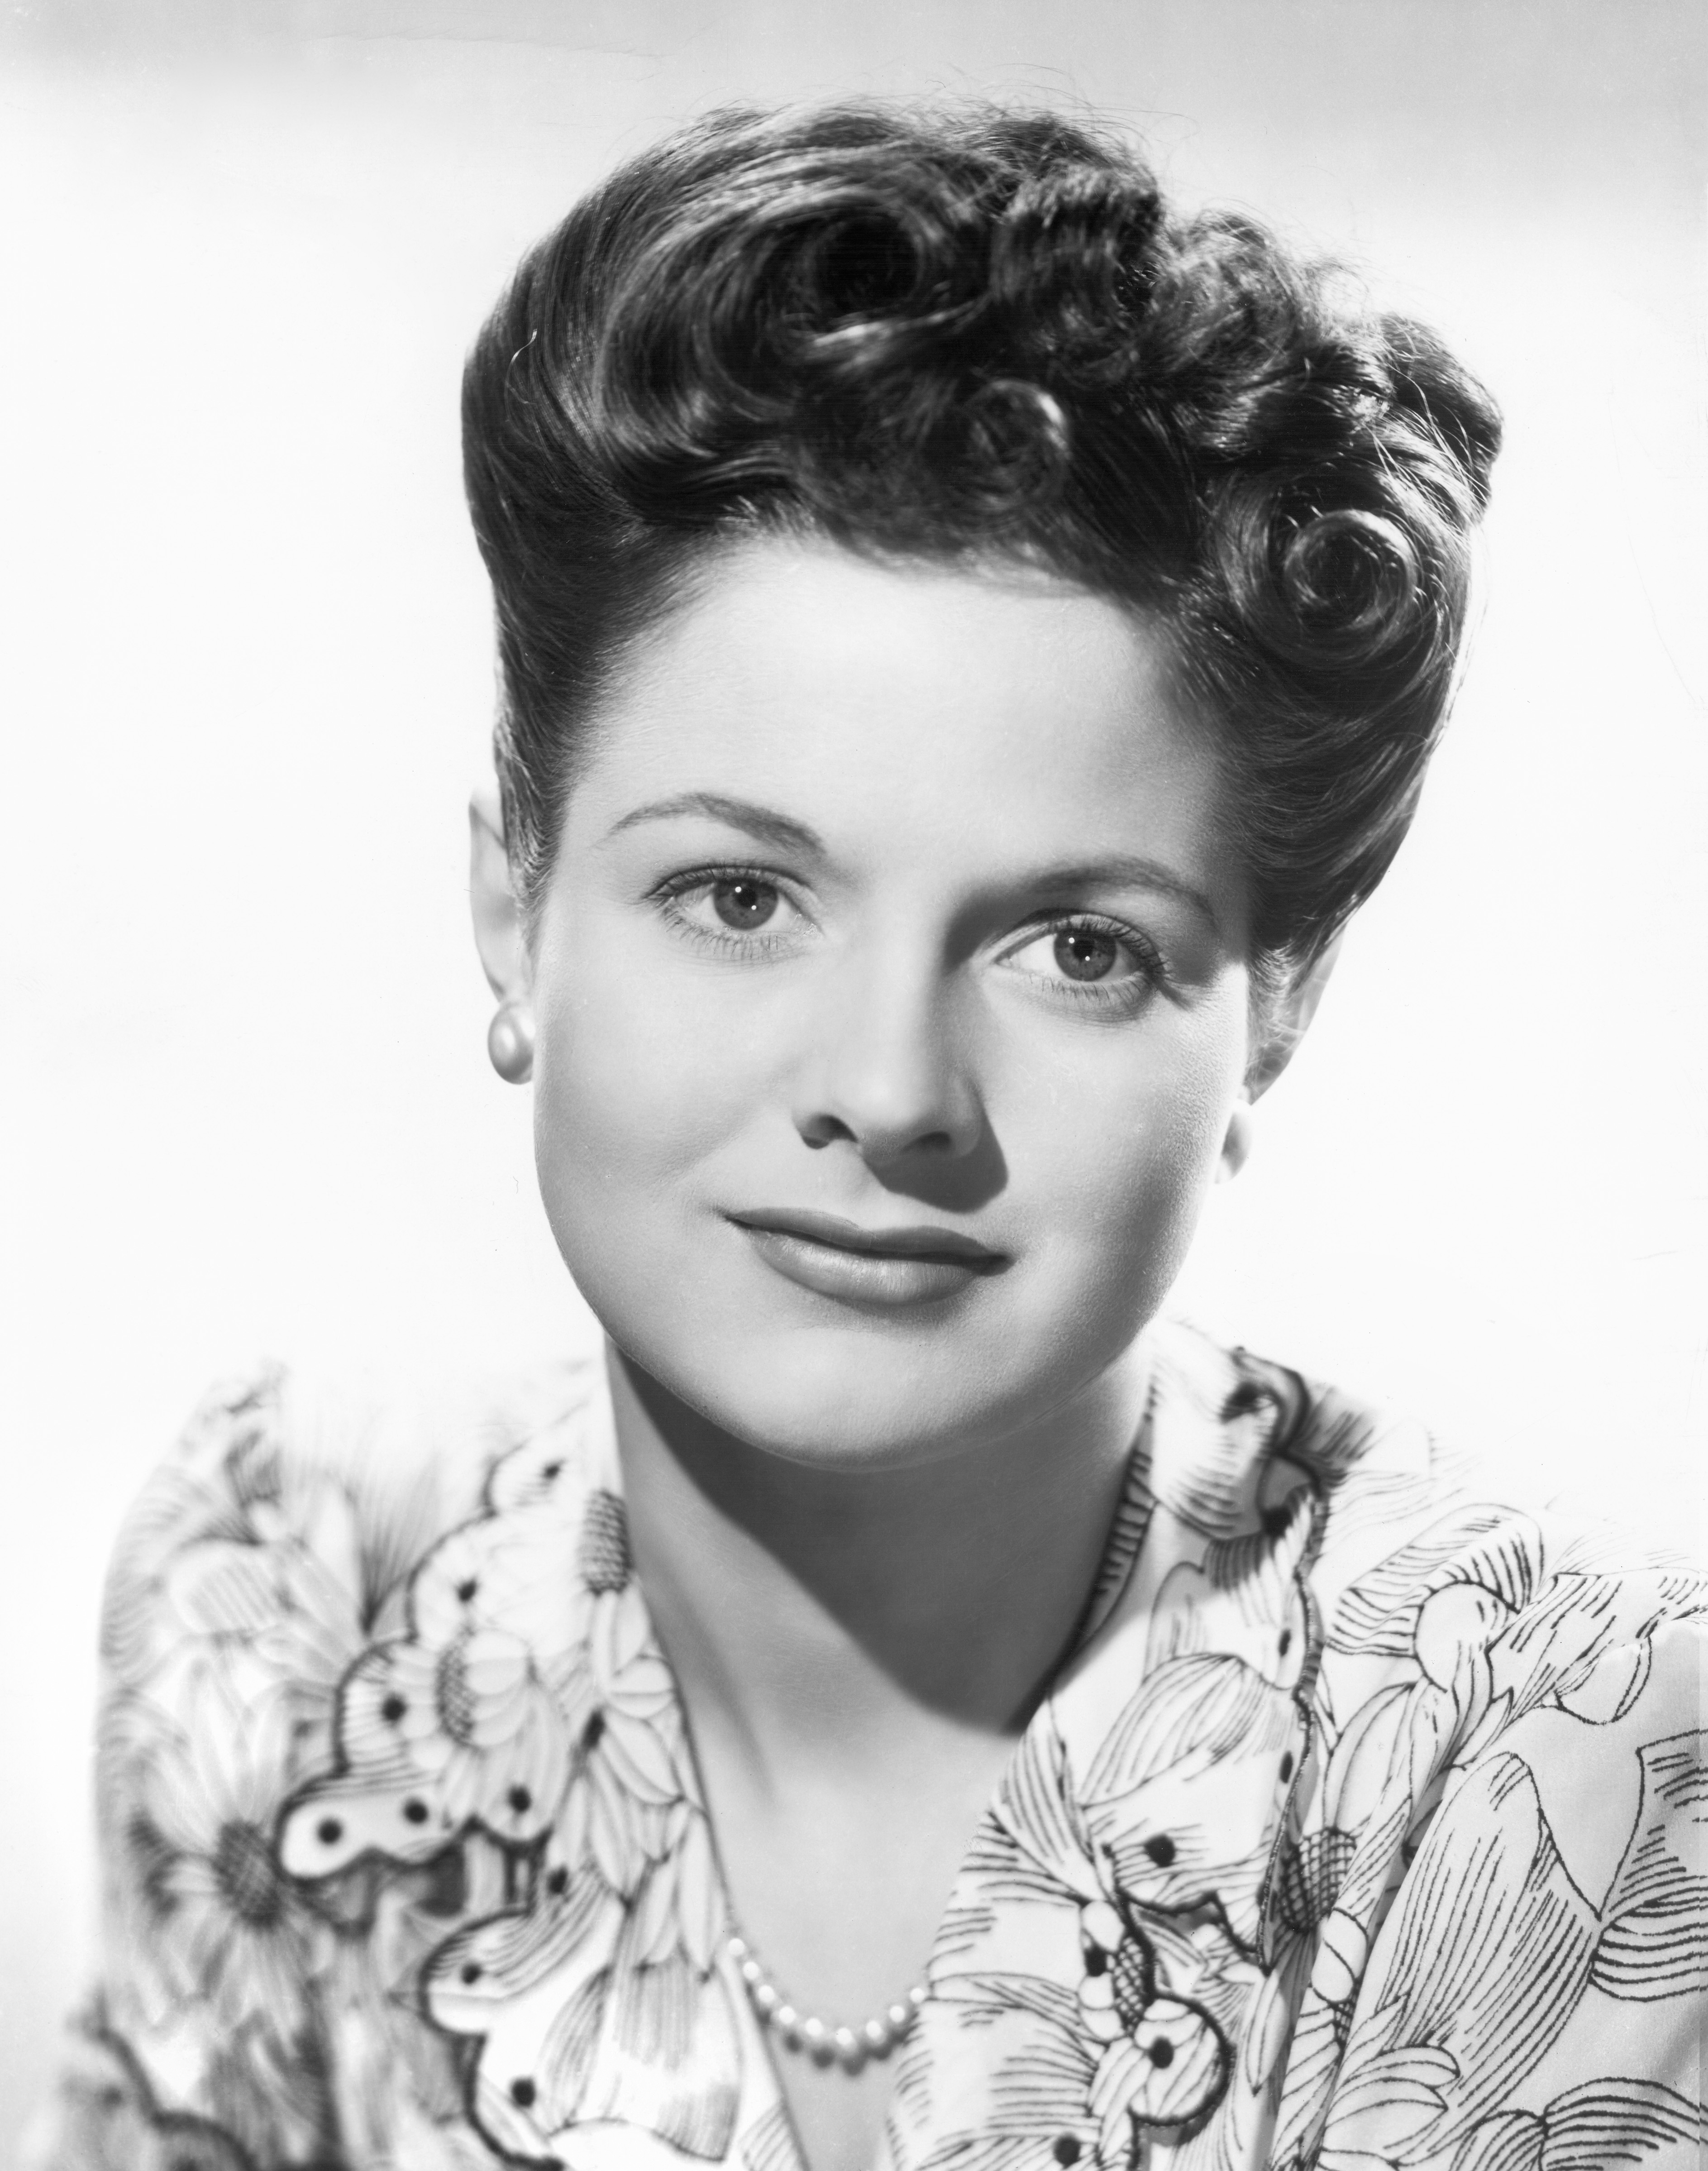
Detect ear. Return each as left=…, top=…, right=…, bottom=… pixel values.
left=1217, top=932, right=1345, bottom=1182
left=469, top=774, right=530, bottom=999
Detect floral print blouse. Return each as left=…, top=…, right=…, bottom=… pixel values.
left=30, top=1323, right=1705, bottom=2171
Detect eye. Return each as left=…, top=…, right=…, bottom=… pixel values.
left=1052, top=928, right=1119, bottom=983
left=1002, top=917, right=1161, bottom=999
left=994, top=920, right=1172, bottom=1011
left=652, top=865, right=809, bottom=955
left=711, top=876, right=779, bottom=931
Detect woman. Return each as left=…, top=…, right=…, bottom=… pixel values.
left=33, top=102, right=1701, bottom=2171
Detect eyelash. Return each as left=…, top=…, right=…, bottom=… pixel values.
left=649, top=867, right=1171, bottom=1010
left=650, top=864, right=810, bottom=961
left=1006, top=913, right=1171, bottom=1016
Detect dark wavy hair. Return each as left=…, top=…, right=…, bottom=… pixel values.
left=463, top=102, right=1500, bottom=974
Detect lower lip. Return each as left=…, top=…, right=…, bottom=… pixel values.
left=738, top=1227, right=992, bottom=1308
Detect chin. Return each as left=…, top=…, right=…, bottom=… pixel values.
left=602, top=1278, right=1145, bottom=1472
left=688, top=1344, right=1005, bottom=1470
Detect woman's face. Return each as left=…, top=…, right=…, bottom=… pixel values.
left=523, top=536, right=1254, bottom=1468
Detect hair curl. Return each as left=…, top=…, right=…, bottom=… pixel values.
left=463, top=102, right=1500, bottom=970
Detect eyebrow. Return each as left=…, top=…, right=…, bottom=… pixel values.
left=1025, top=856, right=1220, bottom=928
left=603, top=792, right=826, bottom=858
left=604, top=794, right=1220, bottom=930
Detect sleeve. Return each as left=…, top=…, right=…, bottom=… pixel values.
left=21, top=1367, right=500, bottom=2171
left=1310, top=1564, right=1705, bottom=2171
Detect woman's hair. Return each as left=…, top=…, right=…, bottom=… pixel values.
left=463, top=102, right=1500, bottom=971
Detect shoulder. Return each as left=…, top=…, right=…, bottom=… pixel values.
left=1253, top=1334, right=1707, bottom=1747
left=1137, top=1315, right=1704, bottom=1903
left=100, top=1352, right=615, bottom=1716
left=53, top=1354, right=617, bottom=2166
left=1137, top=1324, right=1704, bottom=2168
left=94, top=1352, right=620, bottom=1908
left=1145, top=1313, right=1703, bottom=1631
left=105, top=1364, right=498, bottom=1669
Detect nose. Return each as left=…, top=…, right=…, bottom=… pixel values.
left=790, top=946, right=984, bottom=1166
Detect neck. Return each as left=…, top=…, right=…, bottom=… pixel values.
left=608, top=1343, right=1150, bottom=1765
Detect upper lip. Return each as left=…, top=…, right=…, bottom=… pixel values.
left=728, top=1207, right=1007, bottom=1267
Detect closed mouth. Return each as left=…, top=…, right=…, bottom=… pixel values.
left=725, top=1208, right=1008, bottom=1272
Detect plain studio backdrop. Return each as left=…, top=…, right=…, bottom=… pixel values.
left=0, top=0, right=1703, bottom=2143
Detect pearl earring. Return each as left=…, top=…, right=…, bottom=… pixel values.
left=487, top=1000, right=535, bottom=1084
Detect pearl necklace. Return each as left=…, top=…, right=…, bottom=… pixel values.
left=727, top=1932, right=927, bottom=2073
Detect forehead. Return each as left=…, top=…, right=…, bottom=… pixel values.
left=570, top=536, right=1239, bottom=913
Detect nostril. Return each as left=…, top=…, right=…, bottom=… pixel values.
left=797, top=1111, right=859, bottom=1150
left=789, top=998, right=985, bottom=1162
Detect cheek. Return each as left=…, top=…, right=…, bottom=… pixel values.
left=528, top=931, right=768, bottom=1233
left=1011, top=1011, right=1241, bottom=1284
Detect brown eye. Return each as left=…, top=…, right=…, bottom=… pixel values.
left=1054, top=928, right=1117, bottom=982
left=712, top=877, right=779, bottom=930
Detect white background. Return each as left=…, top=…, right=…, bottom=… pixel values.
left=1, top=0, right=1703, bottom=2145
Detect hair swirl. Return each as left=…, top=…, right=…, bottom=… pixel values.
left=463, top=101, right=1500, bottom=968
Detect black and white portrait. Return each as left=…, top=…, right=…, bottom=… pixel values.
left=3, top=5, right=1702, bottom=2167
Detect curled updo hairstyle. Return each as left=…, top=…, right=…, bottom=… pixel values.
left=463, top=102, right=1500, bottom=973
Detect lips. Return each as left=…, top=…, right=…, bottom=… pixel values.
left=726, top=1207, right=1007, bottom=1308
